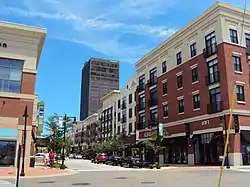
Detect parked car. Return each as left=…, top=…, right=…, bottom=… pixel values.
left=33, top=153, right=45, bottom=164
left=68, top=154, right=75, bottom=159
left=75, top=154, right=83, bottom=159
left=105, top=155, right=123, bottom=166
left=120, top=156, right=145, bottom=168
left=95, top=153, right=109, bottom=164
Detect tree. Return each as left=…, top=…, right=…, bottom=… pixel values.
left=141, top=128, right=168, bottom=163
left=45, top=113, right=74, bottom=156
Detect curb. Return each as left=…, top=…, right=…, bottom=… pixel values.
left=0, top=169, right=79, bottom=179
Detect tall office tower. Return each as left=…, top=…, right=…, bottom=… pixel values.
left=80, top=58, right=119, bottom=120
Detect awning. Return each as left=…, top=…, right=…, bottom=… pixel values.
left=189, top=135, right=199, bottom=145
left=241, top=130, right=250, bottom=143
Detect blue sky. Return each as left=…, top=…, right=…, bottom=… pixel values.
left=0, top=0, right=246, bottom=123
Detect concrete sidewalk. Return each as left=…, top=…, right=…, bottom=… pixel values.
left=0, top=167, right=78, bottom=179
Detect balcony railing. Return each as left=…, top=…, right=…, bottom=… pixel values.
left=205, top=71, right=220, bottom=85
left=147, top=77, right=157, bottom=87
left=121, top=117, right=126, bottom=123
left=121, top=103, right=127, bottom=110
left=138, top=122, right=146, bottom=130
left=137, top=84, right=145, bottom=92
left=203, top=43, right=217, bottom=58
left=246, top=47, right=250, bottom=55
left=147, top=99, right=157, bottom=107
left=148, top=119, right=158, bottom=128
left=207, top=101, right=223, bottom=114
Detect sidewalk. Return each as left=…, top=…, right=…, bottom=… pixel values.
left=0, top=167, right=77, bottom=179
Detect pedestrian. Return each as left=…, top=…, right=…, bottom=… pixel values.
left=44, top=151, right=50, bottom=169
left=49, top=150, right=55, bottom=167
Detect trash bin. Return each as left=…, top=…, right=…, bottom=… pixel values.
left=30, top=157, right=35, bottom=167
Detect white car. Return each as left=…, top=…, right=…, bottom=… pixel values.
left=75, top=154, right=83, bottom=159
left=32, top=153, right=45, bottom=164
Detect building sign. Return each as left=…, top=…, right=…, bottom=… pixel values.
left=143, top=130, right=157, bottom=138
left=201, top=120, right=209, bottom=126
left=0, top=42, right=7, bottom=48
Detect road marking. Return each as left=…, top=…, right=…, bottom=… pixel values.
left=0, top=180, right=14, bottom=185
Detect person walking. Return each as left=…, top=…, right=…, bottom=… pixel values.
left=44, top=151, right=50, bottom=169
left=49, top=150, right=55, bottom=167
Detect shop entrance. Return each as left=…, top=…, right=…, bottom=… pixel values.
left=194, top=132, right=223, bottom=165
left=241, top=131, right=250, bottom=165
left=0, top=140, right=16, bottom=166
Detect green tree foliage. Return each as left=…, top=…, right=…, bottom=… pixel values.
left=45, top=113, right=74, bottom=156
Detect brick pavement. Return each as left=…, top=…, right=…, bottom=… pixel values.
left=0, top=167, right=70, bottom=179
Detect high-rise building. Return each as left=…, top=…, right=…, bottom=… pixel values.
left=80, top=58, right=119, bottom=120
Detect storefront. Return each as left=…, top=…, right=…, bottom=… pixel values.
left=241, top=130, right=250, bottom=165
left=0, top=140, right=16, bottom=166
left=162, top=136, right=188, bottom=164
left=191, top=131, right=223, bottom=165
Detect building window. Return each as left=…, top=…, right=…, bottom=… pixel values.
left=176, top=51, right=182, bottom=65
left=117, top=126, right=121, bottom=134
left=207, top=58, right=219, bottom=84
left=134, top=106, right=136, bottom=116
left=205, top=31, right=217, bottom=56
left=236, top=84, right=245, bottom=102
left=0, top=58, right=23, bottom=93
left=209, top=87, right=222, bottom=113
left=245, top=33, right=250, bottom=48
left=118, top=112, right=120, bottom=122
left=129, top=93, right=132, bottom=104
left=192, top=67, right=198, bottom=82
left=150, top=87, right=157, bottom=106
left=177, top=74, right=183, bottom=89
left=233, top=56, right=242, bottom=72
left=139, top=75, right=145, bottom=91
left=163, top=104, right=168, bottom=117
left=193, top=94, right=200, bottom=109
left=178, top=99, right=184, bottom=113
left=129, top=108, right=132, bottom=118
left=162, top=61, right=167, bottom=73
left=150, top=108, right=158, bottom=122
left=139, top=113, right=146, bottom=129
left=230, top=29, right=238, bottom=44
left=162, top=82, right=167, bottom=95
left=149, top=68, right=157, bottom=85
left=129, top=123, right=132, bottom=134
left=139, top=94, right=146, bottom=110
left=134, top=92, right=136, bottom=102
left=190, top=43, right=197, bottom=57
left=118, top=100, right=121, bottom=108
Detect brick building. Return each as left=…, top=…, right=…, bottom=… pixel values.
left=0, top=22, right=46, bottom=169
left=136, top=2, right=250, bottom=166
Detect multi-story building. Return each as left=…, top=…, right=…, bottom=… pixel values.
left=116, top=75, right=137, bottom=146
left=135, top=2, right=250, bottom=166
left=100, top=90, right=120, bottom=141
left=73, top=113, right=100, bottom=152
left=36, top=100, right=45, bottom=136
left=0, top=22, right=46, bottom=169
left=80, top=58, right=119, bottom=120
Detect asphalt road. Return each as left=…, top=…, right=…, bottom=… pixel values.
left=2, top=159, right=250, bottom=187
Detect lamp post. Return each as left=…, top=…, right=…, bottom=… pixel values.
left=219, top=115, right=230, bottom=169
left=60, top=114, right=76, bottom=170
left=20, top=105, right=29, bottom=176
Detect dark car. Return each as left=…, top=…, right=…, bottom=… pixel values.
left=105, top=155, right=123, bottom=166
left=91, top=154, right=98, bottom=163
left=120, top=156, right=144, bottom=168
left=95, top=153, right=109, bottom=164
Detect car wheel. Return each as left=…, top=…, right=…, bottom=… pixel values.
left=120, top=163, right=123, bottom=167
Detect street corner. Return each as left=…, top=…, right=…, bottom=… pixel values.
left=0, top=167, right=79, bottom=179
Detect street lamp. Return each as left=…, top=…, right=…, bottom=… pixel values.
left=219, top=115, right=230, bottom=169
left=20, top=105, right=29, bottom=177
left=60, top=114, right=76, bottom=170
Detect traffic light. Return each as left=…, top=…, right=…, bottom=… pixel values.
left=185, top=123, right=190, bottom=137
left=233, top=115, right=239, bottom=133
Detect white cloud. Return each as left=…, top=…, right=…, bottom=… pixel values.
left=1, top=0, right=178, bottom=63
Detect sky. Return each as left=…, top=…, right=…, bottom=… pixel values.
left=0, top=0, right=247, bottom=125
